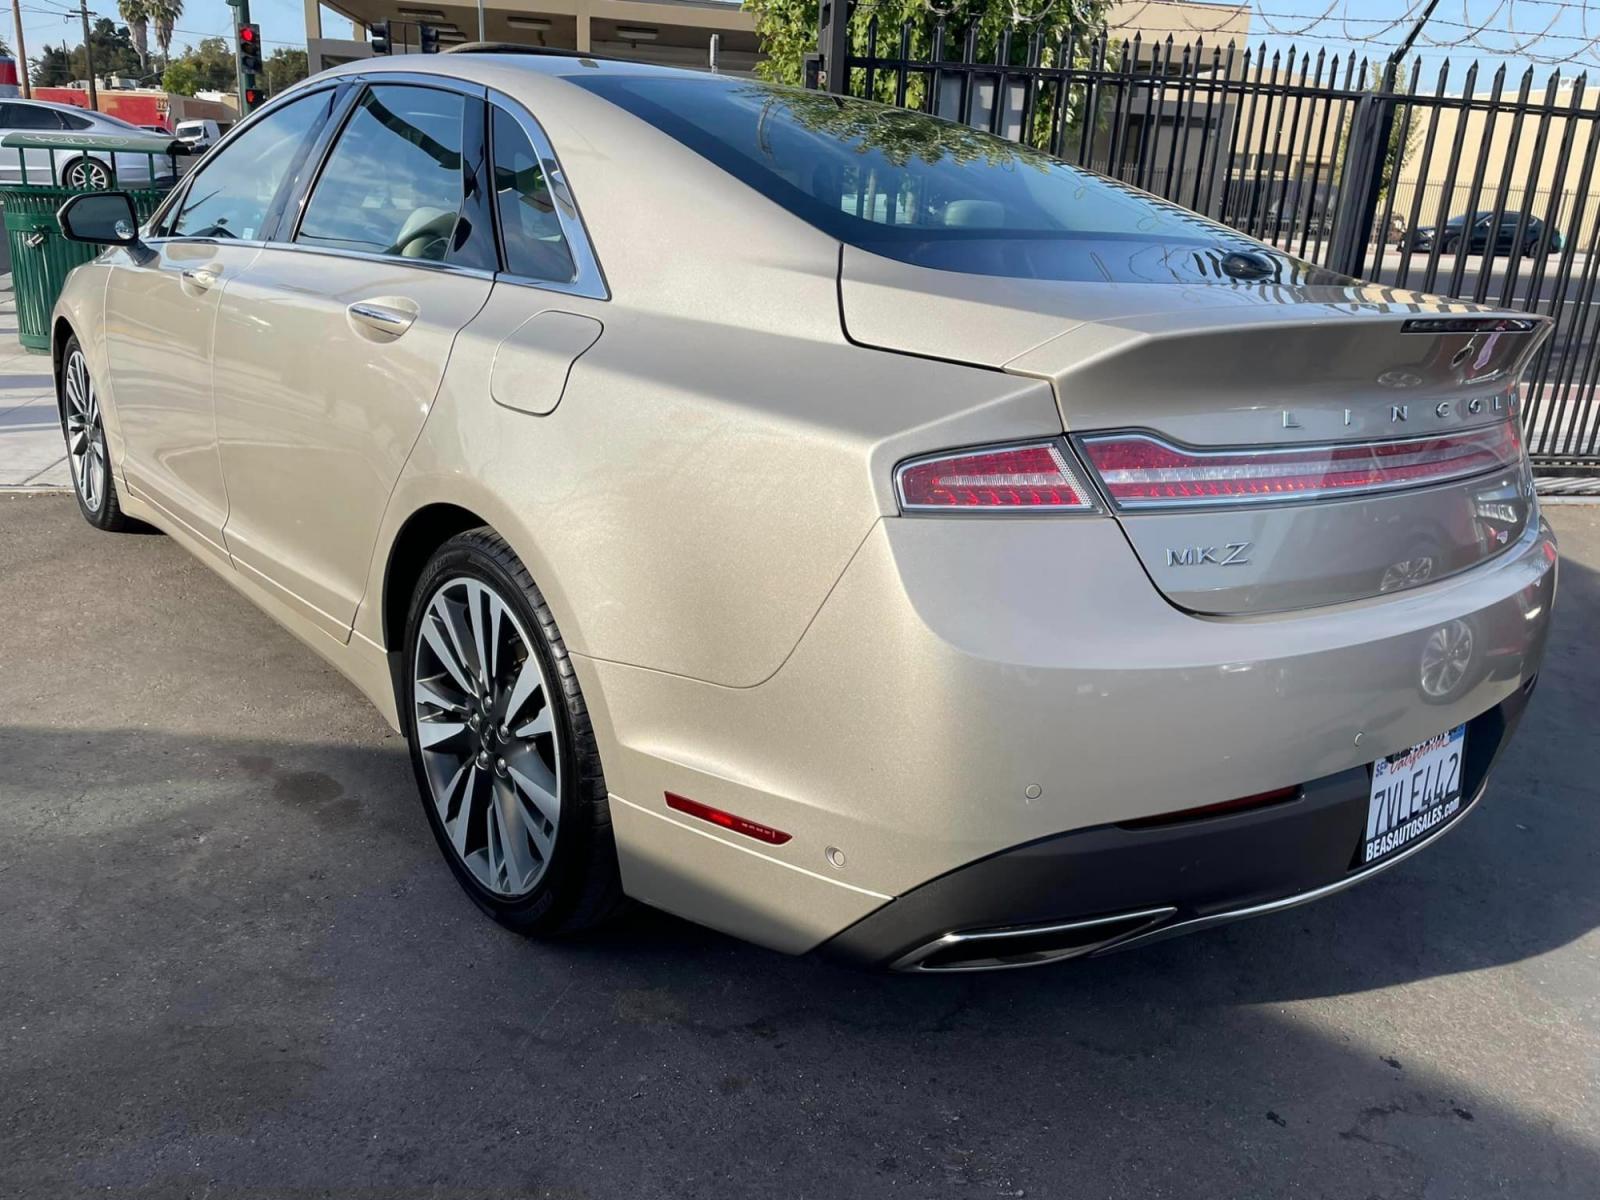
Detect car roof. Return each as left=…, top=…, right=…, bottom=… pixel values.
left=314, top=46, right=714, bottom=89
left=7, top=97, right=101, bottom=114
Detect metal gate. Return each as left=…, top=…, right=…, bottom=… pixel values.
left=808, top=6, right=1600, bottom=486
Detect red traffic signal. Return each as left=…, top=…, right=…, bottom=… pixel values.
left=243, top=86, right=264, bottom=109
left=237, top=23, right=262, bottom=74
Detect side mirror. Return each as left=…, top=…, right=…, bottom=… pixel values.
left=57, top=191, right=141, bottom=247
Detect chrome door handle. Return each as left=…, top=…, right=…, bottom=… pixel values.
left=347, top=301, right=417, bottom=337
left=180, top=267, right=219, bottom=291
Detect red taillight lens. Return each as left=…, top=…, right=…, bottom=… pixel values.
left=895, top=442, right=1096, bottom=512
left=1079, top=421, right=1524, bottom=510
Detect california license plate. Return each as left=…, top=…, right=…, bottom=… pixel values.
left=1362, top=725, right=1467, bottom=866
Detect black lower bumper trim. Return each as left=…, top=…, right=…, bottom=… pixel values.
left=823, top=686, right=1533, bottom=970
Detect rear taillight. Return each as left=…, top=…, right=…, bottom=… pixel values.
left=895, top=441, right=1097, bottom=512
left=1078, top=421, right=1524, bottom=510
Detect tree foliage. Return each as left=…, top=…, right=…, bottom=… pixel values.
left=119, top=0, right=151, bottom=69
left=159, top=36, right=235, bottom=95
left=30, top=18, right=147, bottom=86
left=264, top=47, right=309, bottom=95
left=743, top=0, right=1112, bottom=94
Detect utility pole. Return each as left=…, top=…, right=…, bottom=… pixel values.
left=77, top=0, right=96, bottom=110
left=1389, top=0, right=1442, bottom=69
left=11, top=0, right=29, bottom=97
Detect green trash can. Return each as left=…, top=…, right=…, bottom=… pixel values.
left=0, top=131, right=185, bottom=352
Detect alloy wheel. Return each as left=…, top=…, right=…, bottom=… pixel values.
left=63, top=348, right=106, bottom=513
left=64, top=158, right=111, bottom=190
left=412, top=575, right=562, bottom=898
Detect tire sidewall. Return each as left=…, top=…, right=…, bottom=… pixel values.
left=402, top=538, right=585, bottom=927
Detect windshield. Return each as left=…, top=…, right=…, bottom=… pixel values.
left=571, top=73, right=1333, bottom=284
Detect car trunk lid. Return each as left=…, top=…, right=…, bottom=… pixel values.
left=842, top=248, right=1549, bottom=615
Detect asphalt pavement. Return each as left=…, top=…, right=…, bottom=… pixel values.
left=2, top=493, right=1598, bottom=1199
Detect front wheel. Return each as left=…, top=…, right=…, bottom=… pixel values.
left=59, top=337, right=130, bottom=531
left=403, top=529, right=624, bottom=935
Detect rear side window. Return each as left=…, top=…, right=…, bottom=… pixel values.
left=168, top=90, right=332, bottom=240
left=571, top=74, right=1309, bottom=283
left=298, top=85, right=466, bottom=263
left=3, top=104, right=66, bottom=130
left=490, top=106, right=574, bottom=282
left=58, top=111, right=93, bottom=131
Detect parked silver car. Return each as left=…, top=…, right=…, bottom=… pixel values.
left=49, top=53, right=1557, bottom=971
left=0, top=98, right=175, bottom=187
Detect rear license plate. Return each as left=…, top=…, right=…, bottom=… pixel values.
left=1362, top=725, right=1467, bottom=866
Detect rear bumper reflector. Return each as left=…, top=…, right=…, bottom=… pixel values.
left=665, top=792, right=792, bottom=845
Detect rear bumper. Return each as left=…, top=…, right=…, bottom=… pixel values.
left=822, top=680, right=1534, bottom=969
left=579, top=512, right=1556, bottom=959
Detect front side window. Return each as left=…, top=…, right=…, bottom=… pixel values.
left=491, top=106, right=574, bottom=282
left=297, top=85, right=466, bottom=262
left=168, top=90, right=332, bottom=240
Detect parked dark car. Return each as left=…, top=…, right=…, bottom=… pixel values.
left=1406, top=211, right=1565, bottom=256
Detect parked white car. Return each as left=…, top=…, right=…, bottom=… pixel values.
left=0, top=99, right=178, bottom=187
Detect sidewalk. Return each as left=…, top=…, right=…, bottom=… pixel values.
left=0, top=277, right=68, bottom=491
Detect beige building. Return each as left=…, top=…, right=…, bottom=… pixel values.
left=307, top=0, right=1253, bottom=79
left=306, top=0, right=761, bottom=74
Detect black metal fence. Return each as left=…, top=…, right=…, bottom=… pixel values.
left=808, top=7, right=1600, bottom=483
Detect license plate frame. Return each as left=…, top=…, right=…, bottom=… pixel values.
left=1360, top=725, right=1467, bottom=867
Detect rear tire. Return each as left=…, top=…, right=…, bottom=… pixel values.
left=58, top=337, right=130, bottom=532
left=402, top=528, right=625, bottom=935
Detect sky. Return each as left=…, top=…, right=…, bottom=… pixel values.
left=10, top=0, right=348, bottom=71
left=10, top=0, right=1600, bottom=86
left=1187, top=0, right=1600, bottom=86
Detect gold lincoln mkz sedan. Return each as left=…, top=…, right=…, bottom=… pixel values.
left=50, top=49, right=1556, bottom=971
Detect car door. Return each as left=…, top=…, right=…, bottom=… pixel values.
left=211, top=79, right=495, bottom=637
left=101, top=87, right=337, bottom=555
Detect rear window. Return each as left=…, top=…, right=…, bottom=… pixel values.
left=571, top=74, right=1285, bottom=282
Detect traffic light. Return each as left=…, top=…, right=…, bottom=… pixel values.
left=243, top=85, right=264, bottom=110
left=370, top=19, right=391, bottom=55
left=419, top=23, right=439, bottom=54
left=237, top=22, right=261, bottom=74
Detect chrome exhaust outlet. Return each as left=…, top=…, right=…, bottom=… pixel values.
left=890, top=906, right=1178, bottom=973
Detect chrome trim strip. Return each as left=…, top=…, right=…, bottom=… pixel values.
left=250, top=239, right=497, bottom=281
left=891, top=906, right=1177, bottom=972
left=1101, top=779, right=1487, bottom=957
left=487, top=88, right=609, bottom=302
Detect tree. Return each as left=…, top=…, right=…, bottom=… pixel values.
left=147, top=0, right=182, bottom=68
left=160, top=36, right=235, bottom=94
left=1333, top=62, right=1421, bottom=205
left=162, top=58, right=200, bottom=95
left=73, top=18, right=143, bottom=82
left=264, top=47, right=308, bottom=95
left=118, top=0, right=150, bottom=70
left=28, top=22, right=142, bottom=87
left=745, top=0, right=1111, bottom=95
left=30, top=44, right=72, bottom=87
